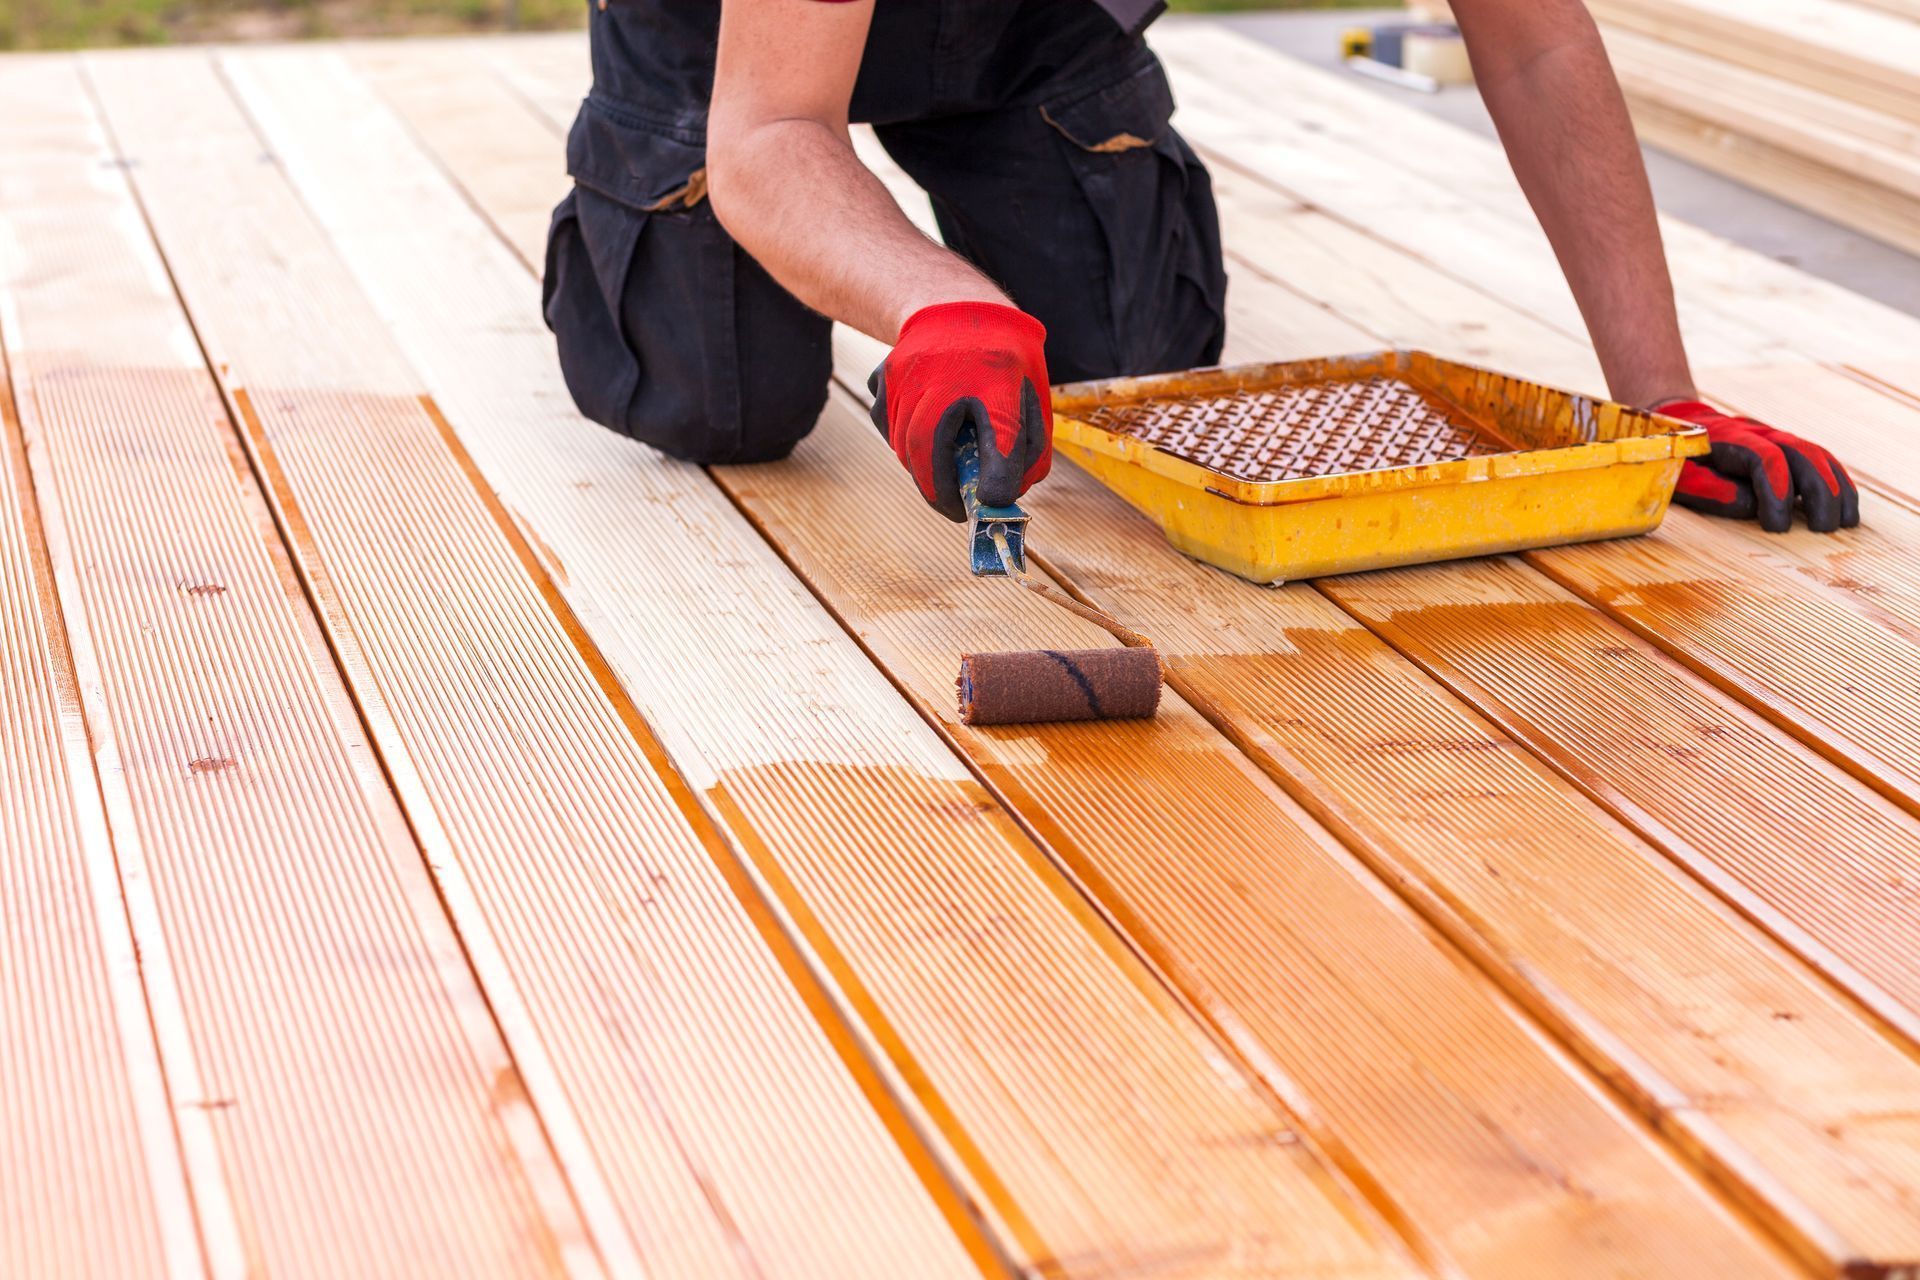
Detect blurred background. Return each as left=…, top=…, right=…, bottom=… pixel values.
left=0, top=0, right=1370, bottom=51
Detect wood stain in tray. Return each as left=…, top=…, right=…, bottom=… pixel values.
left=1050, top=352, right=1708, bottom=583
left=1077, top=376, right=1517, bottom=484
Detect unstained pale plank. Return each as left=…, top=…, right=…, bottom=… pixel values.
left=4, top=55, right=612, bottom=1278
left=0, top=68, right=189, bottom=1279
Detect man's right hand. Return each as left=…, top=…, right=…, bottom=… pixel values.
left=869, top=301, right=1053, bottom=522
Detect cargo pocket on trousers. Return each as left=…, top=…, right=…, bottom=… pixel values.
left=545, top=96, right=828, bottom=462
left=544, top=185, right=646, bottom=434
left=1041, top=58, right=1228, bottom=376
left=545, top=99, right=730, bottom=455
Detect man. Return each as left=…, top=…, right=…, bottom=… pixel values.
left=544, top=0, right=1859, bottom=535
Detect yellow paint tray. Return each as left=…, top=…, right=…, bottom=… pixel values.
left=1051, top=350, right=1709, bottom=585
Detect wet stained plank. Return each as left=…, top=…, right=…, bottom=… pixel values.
left=853, top=90, right=1920, bottom=1032
left=1316, top=554, right=1920, bottom=1047
left=846, top=48, right=1920, bottom=1277
left=0, top=66, right=192, bottom=1278
left=1000, top=442, right=1920, bottom=1277
left=752, top=376, right=1819, bottom=1278
left=215, top=45, right=1418, bottom=1280
left=86, top=47, right=986, bottom=1279
left=474, top=32, right=1916, bottom=1275
left=1525, top=521, right=1920, bottom=815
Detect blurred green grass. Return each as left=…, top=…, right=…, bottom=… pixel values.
left=0, top=0, right=1380, bottom=52
left=0, top=0, right=582, bottom=49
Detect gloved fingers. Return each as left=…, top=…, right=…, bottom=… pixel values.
left=1756, top=427, right=1861, bottom=532
left=1707, top=436, right=1793, bottom=532
left=913, top=397, right=980, bottom=523
left=976, top=377, right=1052, bottom=506
left=1775, top=439, right=1844, bottom=533
left=1836, top=457, right=1862, bottom=529
left=1674, top=458, right=1756, bottom=522
left=868, top=360, right=890, bottom=440
left=1017, top=376, right=1053, bottom=495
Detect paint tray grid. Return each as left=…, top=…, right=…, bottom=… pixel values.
left=1079, top=376, right=1512, bottom=483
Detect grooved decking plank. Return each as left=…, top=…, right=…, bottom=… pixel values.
left=1319, top=547, right=1920, bottom=1045
left=2, top=56, right=601, bottom=1278
left=1523, top=524, right=1920, bottom=815
left=1150, top=23, right=1920, bottom=378
left=86, top=47, right=987, bottom=1280
left=847, top=99, right=1920, bottom=1066
left=1203, top=166, right=1608, bottom=394
left=839, top=56, right=1920, bottom=1273
left=221, top=45, right=1418, bottom=1280
left=0, top=72, right=187, bottom=1280
left=748, top=383, right=1812, bottom=1280
left=427, top=41, right=1818, bottom=1275
left=1083, top=44, right=1920, bottom=909
left=918, top=399, right=1920, bottom=1274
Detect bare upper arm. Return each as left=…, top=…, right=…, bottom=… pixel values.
left=710, top=0, right=875, bottom=146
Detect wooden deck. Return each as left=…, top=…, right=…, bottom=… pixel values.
left=4, top=24, right=1920, bottom=1280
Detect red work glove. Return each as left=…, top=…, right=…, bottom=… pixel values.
left=1657, top=400, right=1859, bottom=534
left=868, top=301, right=1052, bottom=522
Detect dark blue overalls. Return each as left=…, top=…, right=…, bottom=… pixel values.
left=544, top=0, right=1228, bottom=465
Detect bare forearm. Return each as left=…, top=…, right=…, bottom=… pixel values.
left=708, top=121, right=1005, bottom=342
left=1459, top=3, right=1694, bottom=405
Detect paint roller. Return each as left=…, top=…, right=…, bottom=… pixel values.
left=954, top=432, right=1163, bottom=726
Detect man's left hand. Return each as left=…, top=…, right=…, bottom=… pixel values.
left=1657, top=400, right=1860, bottom=534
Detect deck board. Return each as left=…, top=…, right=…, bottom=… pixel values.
left=227, top=45, right=1419, bottom=1280
left=0, top=72, right=188, bottom=1274
left=734, top=387, right=1805, bottom=1280
left=388, top=30, right=1920, bottom=1276
left=839, top=119, right=1920, bottom=1271
left=2, top=55, right=611, bottom=1278
left=86, top=46, right=990, bottom=1279
left=1317, top=556, right=1920, bottom=1046
left=377, top=40, right=1853, bottom=1277
left=846, top=94, right=1920, bottom=1056
left=1526, top=525, right=1920, bottom=814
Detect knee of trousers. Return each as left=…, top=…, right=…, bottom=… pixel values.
left=544, top=183, right=832, bottom=466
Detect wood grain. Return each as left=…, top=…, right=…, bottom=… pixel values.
left=1150, top=22, right=1920, bottom=377
left=239, top=45, right=1418, bottom=1280
left=1587, top=0, right=1920, bottom=125
left=1602, top=27, right=1920, bottom=257
left=89, top=46, right=988, bottom=1279
left=0, top=65, right=192, bottom=1278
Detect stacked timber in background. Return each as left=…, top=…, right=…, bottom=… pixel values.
left=1589, top=0, right=1920, bottom=256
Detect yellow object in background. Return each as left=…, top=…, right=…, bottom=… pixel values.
left=1404, top=29, right=1475, bottom=85
left=1051, top=352, right=1708, bottom=586
left=1338, top=27, right=1374, bottom=60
